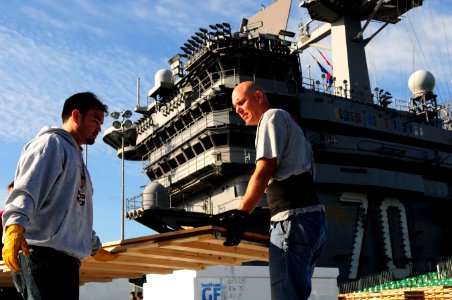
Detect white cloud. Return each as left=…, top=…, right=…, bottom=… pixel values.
left=0, top=23, right=157, bottom=142
left=20, top=4, right=68, bottom=29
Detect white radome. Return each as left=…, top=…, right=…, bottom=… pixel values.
left=408, top=70, right=435, bottom=96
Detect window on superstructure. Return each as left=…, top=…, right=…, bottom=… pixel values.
left=174, top=119, right=184, bottom=131
left=167, top=124, right=176, bottom=137
left=175, top=153, right=186, bottom=165
left=211, top=132, right=227, bottom=146
left=230, top=131, right=254, bottom=147
left=200, top=135, right=213, bottom=150
left=210, top=96, right=231, bottom=111
left=161, top=161, right=171, bottom=173
left=191, top=107, right=202, bottom=120
left=145, top=139, right=157, bottom=152
left=181, top=114, right=192, bottom=127
left=192, top=142, right=204, bottom=155
left=153, top=167, right=163, bottom=178
left=168, top=158, right=178, bottom=169
left=199, top=101, right=211, bottom=114
left=183, top=146, right=195, bottom=159
left=211, top=70, right=221, bottom=83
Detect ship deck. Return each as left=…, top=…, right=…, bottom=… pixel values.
left=0, top=226, right=269, bottom=287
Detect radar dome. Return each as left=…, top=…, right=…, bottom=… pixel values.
left=154, top=69, right=173, bottom=86
left=142, top=181, right=169, bottom=209
left=148, top=69, right=175, bottom=99
left=408, top=70, right=435, bottom=96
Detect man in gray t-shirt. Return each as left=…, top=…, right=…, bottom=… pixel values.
left=224, top=81, right=327, bottom=300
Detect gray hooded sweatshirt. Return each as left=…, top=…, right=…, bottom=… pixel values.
left=2, top=127, right=102, bottom=259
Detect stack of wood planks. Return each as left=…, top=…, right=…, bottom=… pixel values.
left=0, top=226, right=269, bottom=287
left=338, top=286, right=452, bottom=300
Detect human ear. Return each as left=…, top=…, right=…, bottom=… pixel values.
left=255, top=90, right=264, bottom=103
left=71, top=109, right=81, bottom=123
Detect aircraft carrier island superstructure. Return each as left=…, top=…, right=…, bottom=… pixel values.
left=103, top=0, right=452, bottom=285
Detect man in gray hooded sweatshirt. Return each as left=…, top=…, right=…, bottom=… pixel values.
left=2, top=92, right=118, bottom=300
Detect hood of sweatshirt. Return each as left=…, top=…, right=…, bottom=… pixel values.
left=37, top=126, right=80, bottom=150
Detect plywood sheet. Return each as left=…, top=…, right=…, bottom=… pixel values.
left=0, top=226, right=269, bottom=286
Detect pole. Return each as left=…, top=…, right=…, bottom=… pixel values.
left=111, top=109, right=132, bottom=241
left=121, top=125, right=125, bottom=241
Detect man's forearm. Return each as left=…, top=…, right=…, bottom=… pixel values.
left=238, top=158, right=276, bottom=213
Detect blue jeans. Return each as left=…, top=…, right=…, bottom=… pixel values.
left=11, top=246, right=80, bottom=300
left=269, top=211, right=327, bottom=300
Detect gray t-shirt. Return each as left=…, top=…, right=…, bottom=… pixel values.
left=256, top=109, right=323, bottom=222
left=255, top=108, right=315, bottom=181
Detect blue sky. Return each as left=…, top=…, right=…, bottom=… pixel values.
left=0, top=0, right=450, bottom=243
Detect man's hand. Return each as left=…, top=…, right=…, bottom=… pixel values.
left=2, top=224, right=30, bottom=272
left=92, top=248, right=118, bottom=262
left=221, top=210, right=250, bottom=247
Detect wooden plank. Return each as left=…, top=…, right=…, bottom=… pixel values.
left=82, top=261, right=173, bottom=275
left=0, top=282, right=15, bottom=287
left=204, top=236, right=271, bottom=251
left=136, top=247, right=240, bottom=265
left=160, top=240, right=269, bottom=262
left=79, top=276, right=113, bottom=283
left=79, top=269, right=143, bottom=279
left=86, top=254, right=205, bottom=270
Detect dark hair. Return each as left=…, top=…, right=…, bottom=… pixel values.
left=7, top=180, right=14, bottom=191
left=61, top=92, right=108, bottom=122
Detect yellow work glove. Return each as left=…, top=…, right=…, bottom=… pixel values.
left=92, top=248, right=118, bottom=262
left=2, top=224, right=30, bottom=272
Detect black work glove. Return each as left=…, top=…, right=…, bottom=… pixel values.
left=221, top=210, right=250, bottom=247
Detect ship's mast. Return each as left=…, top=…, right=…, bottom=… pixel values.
left=331, top=16, right=371, bottom=101
left=296, top=0, right=423, bottom=102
